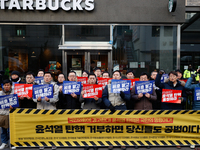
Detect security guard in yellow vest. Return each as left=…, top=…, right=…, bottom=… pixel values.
left=183, top=64, right=199, bottom=81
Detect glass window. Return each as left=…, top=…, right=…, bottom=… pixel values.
left=113, top=25, right=177, bottom=77
left=64, top=25, right=110, bottom=41
left=0, top=25, right=62, bottom=81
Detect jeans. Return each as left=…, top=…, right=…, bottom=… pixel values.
left=115, top=105, right=127, bottom=110
left=1, top=127, right=9, bottom=144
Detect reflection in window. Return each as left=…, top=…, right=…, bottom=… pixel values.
left=15, top=25, right=26, bottom=37
left=152, top=26, right=160, bottom=37
left=164, top=26, right=173, bottom=37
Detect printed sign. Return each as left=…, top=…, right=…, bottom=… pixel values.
left=14, top=84, right=33, bottom=98
left=33, top=84, right=53, bottom=99
left=135, top=81, right=154, bottom=94
left=0, top=94, right=19, bottom=109
left=34, top=77, right=44, bottom=84
left=194, top=87, right=200, bottom=101
left=162, top=89, right=182, bottom=104
left=83, top=84, right=103, bottom=98
left=10, top=109, right=200, bottom=148
left=111, top=80, right=131, bottom=94
left=161, top=74, right=169, bottom=83
left=77, top=77, right=88, bottom=84
left=97, top=77, right=112, bottom=89
left=62, top=81, right=81, bottom=95
left=123, top=78, right=139, bottom=90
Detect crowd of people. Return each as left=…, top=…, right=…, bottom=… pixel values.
left=0, top=67, right=199, bottom=150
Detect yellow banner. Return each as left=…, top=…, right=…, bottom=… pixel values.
left=10, top=109, right=200, bottom=147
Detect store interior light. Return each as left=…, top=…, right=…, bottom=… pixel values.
left=31, top=51, right=36, bottom=57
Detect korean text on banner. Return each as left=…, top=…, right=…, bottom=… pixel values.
left=123, top=78, right=139, bottom=90
left=161, top=74, right=169, bottom=83
left=97, top=77, right=112, bottom=89
left=194, top=87, right=200, bottom=101
left=0, top=94, right=19, bottom=109
left=14, top=84, right=33, bottom=98
left=10, top=109, right=200, bottom=148
left=162, top=89, right=182, bottom=104
left=33, top=84, right=53, bottom=99
left=77, top=77, right=88, bottom=84
left=83, top=84, right=103, bottom=98
left=111, top=79, right=131, bottom=94
left=62, top=81, right=81, bottom=95
left=34, top=77, right=44, bottom=84
left=135, top=81, right=154, bottom=94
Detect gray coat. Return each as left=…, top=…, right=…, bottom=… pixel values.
left=33, top=81, right=59, bottom=109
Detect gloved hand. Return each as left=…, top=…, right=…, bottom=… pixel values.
left=109, top=104, right=115, bottom=113
left=120, top=91, right=125, bottom=99
left=159, top=70, right=165, bottom=75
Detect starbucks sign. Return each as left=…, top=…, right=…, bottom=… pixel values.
left=168, top=0, right=176, bottom=12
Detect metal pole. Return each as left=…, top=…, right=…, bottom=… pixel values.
left=176, top=24, right=181, bottom=69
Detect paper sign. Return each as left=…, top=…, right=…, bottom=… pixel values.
left=162, top=89, right=182, bottom=104
left=83, top=84, right=103, bottom=98
left=161, top=74, right=169, bottom=83
left=111, top=80, right=131, bottom=94
left=33, top=84, right=53, bottom=99
left=123, top=79, right=140, bottom=90
left=194, top=87, right=200, bottom=101
left=62, top=81, right=81, bottom=95
left=0, top=94, right=19, bottom=109
left=14, top=84, right=33, bottom=98
left=34, top=77, right=44, bottom=84
left=97, top=77, right=112, bottom=89
left=135, top=81, right=154, bottom=94
left=77, top=77, right=88, bottom=84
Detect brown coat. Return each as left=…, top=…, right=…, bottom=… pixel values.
left=131, top=86, right=157, bottom=110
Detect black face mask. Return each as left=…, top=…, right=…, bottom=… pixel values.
left=11, top=77, right=19, bottom=82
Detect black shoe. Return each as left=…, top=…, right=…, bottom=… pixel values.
left=121, top=146, right=126, bottom=150
left=146, top=146, right=151, bottom=149
left=135, top=146, right=138, bottom=149
left=84, top=146, right=89, bottom=150
left=108, top=145, right=113, bottom=150
left=93, top=146, right=98, bottom=150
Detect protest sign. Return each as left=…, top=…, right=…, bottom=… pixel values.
left=97, top=77, right=111, bottom=89
left=62, top=81, right=81, bottom=95
left=111, top=80, right=131, bottom=94
left=0, top=94, right=19, bottom=109
left=162, top=89, right=182, bottom=104
left=83, top=84, right=103, bottom=98
left=123, top=78, right=139, bottom=90
left=77, top=77, right=88, bottom=84
left=34, top=77, right=44, bottom=84
left=135, top=81, right=154, bottom=94
left=194, top=87, right=200, bottom=101
left=14, top=84, right=33, bottom=98
left=161, top=74, right=169, bottom=83
left=33, top=84, right=53, bottom=99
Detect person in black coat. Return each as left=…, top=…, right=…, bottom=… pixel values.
left=155, top=70, right=187, bottom=110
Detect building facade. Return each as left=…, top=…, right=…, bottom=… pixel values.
left=0, top=0, right=188, bottom=79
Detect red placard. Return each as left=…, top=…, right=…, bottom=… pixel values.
left=179, top=79, right=187, bottom=83
left=123, top=78, right=140, bottom=90
left=97, top=77, right=112, bottom=89
left=77, top=76, right=88, bottom=84
left=83, top=84, right=103, bottom=98
left=14, top=84, right=33, bottom=98
left=162, top=89, right=182, bottom=104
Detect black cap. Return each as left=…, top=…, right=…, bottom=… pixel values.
left=11, top=71, right=20, bottom=76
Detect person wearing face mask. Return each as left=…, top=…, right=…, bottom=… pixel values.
left=10, top=71, right=23, bottom=84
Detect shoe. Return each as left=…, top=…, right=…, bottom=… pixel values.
left=52, top=146, right=56, bottom=149
left=39, top=146, right=44, bottom=150
left=93, top=146, right=98, bottom=150
left=0, top=143, right=8, bottom=149
left=146, top=146, right=151, bottom=149
left=10, top=146, right=16, bottom=149
left=135, top=146, right=138, bottom=149
left=176, top=145, right=181, bottom=149
left=190, top=145, right=195, bottom=149
left=84, top=146, right=89, bottom=150
left=121, top=146, right=126, bottom=150
left=108, top=145, right=113, bottom=150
